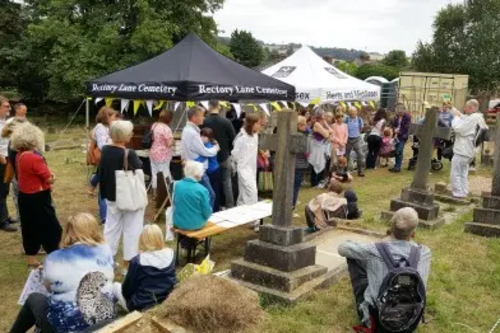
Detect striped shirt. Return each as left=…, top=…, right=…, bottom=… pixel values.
left=338, top=240, right=431, bottom=326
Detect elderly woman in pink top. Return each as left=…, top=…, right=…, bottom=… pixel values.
left=331, top=113, right=348, bottom=162
left=150, top=110, right=174, bottom=197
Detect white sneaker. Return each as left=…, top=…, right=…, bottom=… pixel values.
left=293, top=213, right=300, bottom=218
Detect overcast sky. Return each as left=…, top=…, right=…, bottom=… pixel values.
left=214, top=0, right=462, bottom=54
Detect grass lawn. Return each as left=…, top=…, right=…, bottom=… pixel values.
left=0, top=122, right=498, bottom=332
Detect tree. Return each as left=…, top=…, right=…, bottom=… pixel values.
left=354, top=64, right=399, bottom=81
left=228, top=29, right=264, bottom=68
left=0, top=0, right=29, bottom=89
left=412, top=1, right=500, bottom=107
left=382, top=50, right=408, bottom=68
left=336, top=61, right=357, bottom=75
left=10, top=0, right=225, bottom=102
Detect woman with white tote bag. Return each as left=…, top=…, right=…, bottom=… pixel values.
left=99, top=120, right=147, bottom=273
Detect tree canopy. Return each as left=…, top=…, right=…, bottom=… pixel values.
left=412, top=0, right=500, bottom=99
left=382, top=50, right=408, bottom=69
left=354, top=63, right=399, bottom=81
left=228, top=30, right=264, bottom=68
left=2, top=0, right=227, bottom=102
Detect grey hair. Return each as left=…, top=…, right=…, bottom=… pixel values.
left=466, top=99, right=479, bottom=111
left=110, top=120, right=134, bottom=142
left=187, top=106, right=203, bottom=120
left=184, top=161, right=205, bottom=181
left=390, top=207, right=419, bottom=240
left=348, top=107, right=358, bottom=114
left=11, top=123, right=45, bottom=152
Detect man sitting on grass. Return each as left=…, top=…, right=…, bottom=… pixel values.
left=338, top=207, right=431, bottom=332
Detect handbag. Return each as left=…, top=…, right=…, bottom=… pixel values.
left=86, top=129, right=101, bottom=166
left=115, top=149, right=148, bottom=211
left=4, top=160, right=14, bottom=183
left=141, top=123, right=157, bottom=149
left=258, top=170, right=273, bottom=192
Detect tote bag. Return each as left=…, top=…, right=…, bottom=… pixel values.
left=115, top=149, right=148, bottom=211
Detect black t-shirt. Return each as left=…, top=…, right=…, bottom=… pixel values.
left=98, top=146, right=143, bottom=202
left=203, top=114, right=236, bottom=163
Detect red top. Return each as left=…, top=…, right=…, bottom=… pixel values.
left=16, top=152, right=52, bottom=194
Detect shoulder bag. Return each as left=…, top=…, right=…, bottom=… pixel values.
left=115, top=149, right=148, bottom=211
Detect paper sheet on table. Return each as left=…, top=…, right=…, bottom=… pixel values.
left=215, top=208, right=269, bottom=224
left=250, top=201, right=273, bottom=213
left=208, top=215, right=226, bottom=224
left=217, top=221, right=239, bottom=229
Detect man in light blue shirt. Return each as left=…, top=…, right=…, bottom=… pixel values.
left=181, top=106, right=219, bottom=208
left=344, top=107, right=365, bottom=177
left=339, top=207, right=431, bottom=330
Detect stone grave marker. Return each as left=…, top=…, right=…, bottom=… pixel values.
left=381, top=107, right=448, bottom=229
left=231, top=110, right=328, bottom=303
left=465, top=117, right=500, bottom=236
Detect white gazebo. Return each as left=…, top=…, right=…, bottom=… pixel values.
left=262, top=46, right=380, bottom=105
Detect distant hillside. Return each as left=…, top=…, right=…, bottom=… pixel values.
left=217, top=36, right=371, bottom=62
left=311, top=47, right=365, bottom=61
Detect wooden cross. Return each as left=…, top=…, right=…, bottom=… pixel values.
left=260, top=111, right=308, bottom=227
left=409, top=107, right=452, bottom=190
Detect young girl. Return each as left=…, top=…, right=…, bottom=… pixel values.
left=331, top=156, right=353, bottom=183
left=195, top=128, right=222, bottom=212
left=114, top=224, right=177, bottom=312
left=379, top=128, right=397, bottom=167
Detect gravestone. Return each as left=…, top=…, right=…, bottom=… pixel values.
left=381, top=107, right=449, bottom=229
left=231, top=110, right=328, bottom=303
left=465, top=117, right=500, bottom=236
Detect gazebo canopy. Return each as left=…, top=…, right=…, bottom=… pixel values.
left=262, top=46, right=380, bottom=104
left=86, top=33, right=295, bottom=102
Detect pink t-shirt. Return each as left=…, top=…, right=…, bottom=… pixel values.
left=331, top=123, right=348, bottom=149
left=150, top=123, right=173, bottom=163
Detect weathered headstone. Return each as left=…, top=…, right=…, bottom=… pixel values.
left=231, top=110, right=328, bottom=303
left=465, top=117, right=500, bottom=236
left=381, top=107, right=448, bottom=229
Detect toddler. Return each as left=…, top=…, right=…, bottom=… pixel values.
left=331, top=156, right=353, bottom=183
left=379, top=128, right=397, bottom=167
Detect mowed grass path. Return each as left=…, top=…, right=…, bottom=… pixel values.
left=0, top=124, right=498, bottom=332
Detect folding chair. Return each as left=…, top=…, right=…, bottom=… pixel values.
left=153, top=174, right=174, bottom=222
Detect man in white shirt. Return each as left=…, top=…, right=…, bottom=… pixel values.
left=0, top=96, right=16, bottom=232
left=450, top=99, right=488, bottom=198
left=181, top=106, right=220, bottom=208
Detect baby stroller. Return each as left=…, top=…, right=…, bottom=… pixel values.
left=408, top=135, right=443, bottom=171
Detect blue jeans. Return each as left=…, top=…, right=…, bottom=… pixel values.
left=90, top=174, right=106, bottom=223
left=394, top=139, right=407, bottom=170
left=200, top=173, right=216, bottom=210
left=293, top=171, right=304, bottom=208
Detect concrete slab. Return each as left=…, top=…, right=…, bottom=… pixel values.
left=309, top=229, right=381, bottom=272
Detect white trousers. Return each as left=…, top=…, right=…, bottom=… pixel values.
left=151, top=159, right=171, bottom=189
left=104, top=200, right=144, bottom=261
left=450, top=154, right=472, bottom=198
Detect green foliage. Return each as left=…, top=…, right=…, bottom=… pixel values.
left=336, top=61, right=357, bottom=76
left=412, top=1, right=500, bottom=95
left=228, top=29, right=264, bottom=68
left=0, top=0, right=28, bottom=88
left=5, top=0, right=225, bottom=102
left=354, top=63, right=399, bottom=81
left=382, top=50, right=409, bottom=68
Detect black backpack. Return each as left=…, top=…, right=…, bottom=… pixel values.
left=475, top=125, right=488, bottom=147
left=374, top=243, right=426, bottom=333
left=141, top=123, right=157, bottom=149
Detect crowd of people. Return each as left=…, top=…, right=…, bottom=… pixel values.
left=0, top=93, right=490, bottom=332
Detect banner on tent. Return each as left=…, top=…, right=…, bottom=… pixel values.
left=88, top=82, right=293, bottom=101
left=325, top=89, right=379, bottom=102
